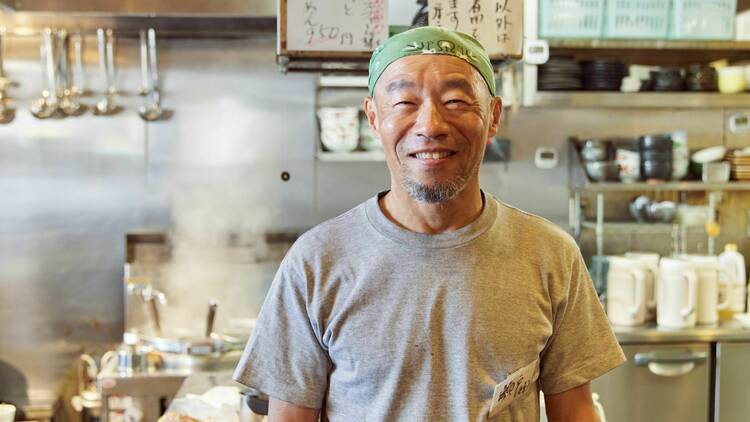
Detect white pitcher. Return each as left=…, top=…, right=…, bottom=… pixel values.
left=658, top=258, right=698, bottom=328
left=624, top=252, right=659, bottom=321
left=680, top=255, right=732, bottom=325
left=607, top=256, right=648, bottom=326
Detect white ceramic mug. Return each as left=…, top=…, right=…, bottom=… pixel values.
left=624, top=252, right=659, bottom=321
left=0, top=404, right=15, bottom=422
left=607, top=257, right=648, bottom=326
left=680, top=255, right=732, bottom=325
left=658, top=258, right=698, bottom=328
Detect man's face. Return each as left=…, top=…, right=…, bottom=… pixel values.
left=364, top=55, right=501, bottom=204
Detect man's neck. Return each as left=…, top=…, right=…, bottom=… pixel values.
left=378, top=184, right=484, bottom=234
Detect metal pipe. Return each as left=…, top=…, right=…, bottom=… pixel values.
left=708, top=192, right=717, bottom=255
left=596, top=193, right=604, bottom=258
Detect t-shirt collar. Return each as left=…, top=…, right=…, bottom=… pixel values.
left=364, top=190, right=497, bottom=249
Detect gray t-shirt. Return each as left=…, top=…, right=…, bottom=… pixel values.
left=234, top=192, right=625, bottom=421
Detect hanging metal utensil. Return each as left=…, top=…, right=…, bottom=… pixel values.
left=0, top=28, right=15, bottom=124
left=0, top=27, right=7, bottom=84
left=105, top=28, right=116, bottom=95
left=30, top=29, right=57, bottom=119
left=70, top=32, right=86, bottom=97
left=58, top=31, right=84, bottom=116
left=138, top=28, right=166, bottom=121
left=138, top=30, right=149, bottom=95
left=93, top=28, right=120, bottom=116
left=0, top=90, right=14, bottom=124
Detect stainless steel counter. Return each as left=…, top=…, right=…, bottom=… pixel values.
left=613, top=320, right=750, bottom=344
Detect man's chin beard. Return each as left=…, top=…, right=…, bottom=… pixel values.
left=401, top=177, right=468, bottom=203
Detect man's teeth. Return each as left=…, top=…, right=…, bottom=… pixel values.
left=413, top=151, right=452, bottom=160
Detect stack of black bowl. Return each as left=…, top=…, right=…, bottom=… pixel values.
left=685, top=64, right=717, bottom=91
left=538, top=56, right=582, bottom=91
left=650, top=68, right=685, bottom=92
left=638, top=134, right=673, bottom=181
left=581, top=59, right=626, bottom=91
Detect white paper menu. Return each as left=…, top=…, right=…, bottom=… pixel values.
left=285, top=0, right=389, bottom=52
left=427, top=0, right=523, bottom=58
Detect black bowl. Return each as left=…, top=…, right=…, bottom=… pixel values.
left=640, top=150, right=673, bottom=162
left=639, top=134, right=673, bottom=152
left=641, top=160, right=672, bottom=180
left=579, top=139, right=612, bottom=161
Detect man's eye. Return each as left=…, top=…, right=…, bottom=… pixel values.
left=394, top=101, right=415, bottom=107
left=446, top=99, right=466, bottom=105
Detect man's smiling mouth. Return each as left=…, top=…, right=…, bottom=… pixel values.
left=409, top=151, right=456, bottom=160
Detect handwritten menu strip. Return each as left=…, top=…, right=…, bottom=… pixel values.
left=286, top=0, right=389, bottom=52
left=428, top=0, right=523, bottom=58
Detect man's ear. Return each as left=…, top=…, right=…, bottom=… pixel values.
left=487, top=95, right=502, bottom=141
left=364, top=96, right=378, bottom=134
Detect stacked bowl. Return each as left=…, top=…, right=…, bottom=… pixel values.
left=638, top=134, right=673, bottom=181
left=579, top=139, right=620, bottom=182
left=538, top=56, right=583, bottom=91
left=581, top=59, right=626, bottom=91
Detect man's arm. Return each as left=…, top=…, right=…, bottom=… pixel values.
left=268, top=397, right=321, bottom=422
left=544, top=382, right=599, bottom=422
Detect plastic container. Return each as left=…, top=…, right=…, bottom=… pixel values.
left=719, top=244, right=747, bottom=314
left=539, top=0, right=605, bottom=39
left=604, top=0, right=670, bottom=39
left=718, top=66, right=746, bottom=94
left=0, top=404, right=15, bottom=422
left=671, top=0, right=736, bottom=40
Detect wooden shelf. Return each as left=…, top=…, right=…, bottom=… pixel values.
left=582, top=221, right=675, bottom=233
left=545, top=39, right=750, bottom=51
left=530, top=91, right=750, bottom=108
left=573, top=181, right=750, bottom=192
left=581, top=221, right=705, bottom=233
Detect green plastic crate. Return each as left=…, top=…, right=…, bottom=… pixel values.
left=605, top=0, right=671, bottom=39
left=670, top=0, right=736, bottom=40
left=539, top=0, right=606, bottom=39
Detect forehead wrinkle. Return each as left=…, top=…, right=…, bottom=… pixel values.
left=385, top=79, right=417, bottom=94
left=441, top=77, right=476, bottom=94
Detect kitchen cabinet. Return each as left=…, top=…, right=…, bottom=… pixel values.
left=715, top=342, right=750, bottom=422
left=592, top=323, right=750, bottom=422
left=592, top=343, right=711, bottom=422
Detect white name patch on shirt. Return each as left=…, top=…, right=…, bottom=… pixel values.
left=487, top=357, right=540, bottom=419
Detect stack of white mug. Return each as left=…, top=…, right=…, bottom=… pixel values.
left=606, top=252, right=744, bottom=328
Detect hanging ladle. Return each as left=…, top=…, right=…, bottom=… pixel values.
left=138, top=28, right=166, bottom=122
left=57, top=31, right=84, bottom=117
left=30, top=29, right=58, bottom=119
left=93, top=28, right=121, bottom=116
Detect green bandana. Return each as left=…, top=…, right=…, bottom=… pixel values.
left=368, top=26, right=496, bottom=97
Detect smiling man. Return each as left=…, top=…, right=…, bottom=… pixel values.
left=234, top=27, right=625, bottom=422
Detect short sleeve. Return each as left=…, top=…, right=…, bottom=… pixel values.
left=233, top=256, right=330, bottom=408
left=539, top=252, right=626, bottom=394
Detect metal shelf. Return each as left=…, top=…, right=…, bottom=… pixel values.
left=317, top=151, right=385, bottom=162
left=545, top=38, right=750, bottom=51
left=317, top=76, right=368, bottom=88
left=573, top=181, right=750, bottom=193
left=581, top=221, right=702, bottom=233
left=531, top=91, right=750, bottom=108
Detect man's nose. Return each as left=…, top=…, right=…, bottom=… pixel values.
left=414, top=101, right=449, bottom=140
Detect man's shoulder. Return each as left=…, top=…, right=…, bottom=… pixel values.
left=493, top=198, right=579, bottom=254
left=289, top=199, right=372, bottom=257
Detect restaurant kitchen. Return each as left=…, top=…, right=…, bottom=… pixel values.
left=1, top=0, right=750, bottom=421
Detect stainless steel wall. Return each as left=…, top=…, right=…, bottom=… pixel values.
left=0, top=32, right=317, bottom=408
